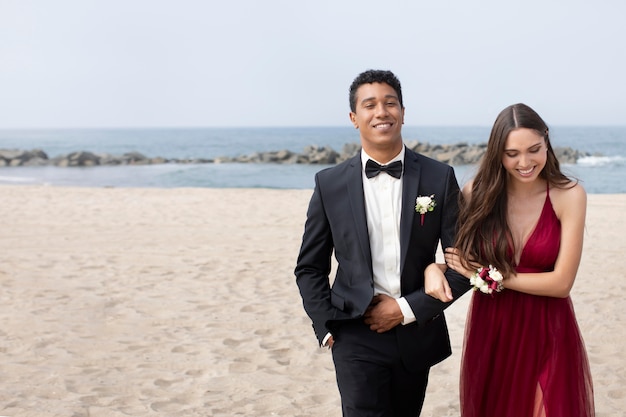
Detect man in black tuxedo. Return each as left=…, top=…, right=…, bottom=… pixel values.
left=295, top=70, right=471, bottom=416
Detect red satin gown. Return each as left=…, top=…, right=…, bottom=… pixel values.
left=460, top=189, right=595, bottom=416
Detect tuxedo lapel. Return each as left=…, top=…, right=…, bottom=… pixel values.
left=400, top=150, right=421, bottom=272
left=346, top=154, right=372, bottom=270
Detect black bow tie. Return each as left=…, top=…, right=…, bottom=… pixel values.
left=365, top=159, right=403, bottom=179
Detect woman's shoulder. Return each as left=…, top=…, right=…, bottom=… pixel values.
left=461, top=179, right=474, bottom=200
left=550, top=180, right=586, bottom=201
left=550, top=181, right=587, bottom=218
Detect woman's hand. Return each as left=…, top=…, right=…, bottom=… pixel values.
left=444, top=247, right=478, bottom=279
left=424, top=262, right=453, bottom=302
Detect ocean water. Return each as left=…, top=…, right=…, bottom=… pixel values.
left=0, top=126, right=624, bottom=193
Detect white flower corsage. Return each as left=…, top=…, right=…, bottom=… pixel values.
left=470, top=265, right=504, bottom=295
left=415, top=194, right=436, bottom=225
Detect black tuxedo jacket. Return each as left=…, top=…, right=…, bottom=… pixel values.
left=295, top=147, right=471, bottom=370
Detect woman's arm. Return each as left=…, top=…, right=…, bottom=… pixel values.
left=504, top=184, right=587, bottom=298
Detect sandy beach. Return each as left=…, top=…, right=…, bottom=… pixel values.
left=0, top=185, right=623, bottom=417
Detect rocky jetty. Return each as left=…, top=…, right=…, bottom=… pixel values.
left=0, top=141, right=591, bottom=168
left=0, top=149, right=212, bottom=167
left=214, top=140, right=590, bottom=165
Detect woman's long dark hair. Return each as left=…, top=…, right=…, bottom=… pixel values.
left=454, top=103, right=574, bottom=278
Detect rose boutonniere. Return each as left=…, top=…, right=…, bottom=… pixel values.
left=470, top=265, right=504, bottom=295
left=415, top=194, right=436, bottom=225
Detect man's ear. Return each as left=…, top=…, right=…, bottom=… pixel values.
left=349, top=112, right=358, bottom=129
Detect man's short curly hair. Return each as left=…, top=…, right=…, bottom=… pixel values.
left=349, top=70, right=404, bottom=112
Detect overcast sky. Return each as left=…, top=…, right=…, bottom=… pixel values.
left=1, top=0, right=624, bottom=129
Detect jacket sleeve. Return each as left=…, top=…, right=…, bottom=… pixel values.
left=294, top=173, right=337, bottom=344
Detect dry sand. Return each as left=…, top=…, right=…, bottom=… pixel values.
left=0, top=185, right=623, bottom=416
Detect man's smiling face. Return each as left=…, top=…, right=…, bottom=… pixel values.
left=350, top=82, right=405, bottom=159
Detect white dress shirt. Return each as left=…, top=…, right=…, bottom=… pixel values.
left=361, top=148, right=416, bottom=325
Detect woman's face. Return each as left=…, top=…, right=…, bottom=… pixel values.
left=501, top=128, right=547, bottom=183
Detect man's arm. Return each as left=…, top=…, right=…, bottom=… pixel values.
left=404, top=268, right=470, bottom=326
left=294, top=175, right=336, bottom=345
left=405, top=165, right=472, bottom=325
left=364, top=267, right=470, bottom=332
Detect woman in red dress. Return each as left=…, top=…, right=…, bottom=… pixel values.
left=426, top=103, right=594, bottom=416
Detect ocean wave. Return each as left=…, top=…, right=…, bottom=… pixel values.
left=577, top=155, right=625, bottom=167
left=0, top=175, right=37, bottom=183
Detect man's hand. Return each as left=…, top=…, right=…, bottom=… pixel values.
left=326, top=336, right=335, bottom=349
left=425, top=262, right=453, bottom=302
left=363, top=294, right=403, bottom=333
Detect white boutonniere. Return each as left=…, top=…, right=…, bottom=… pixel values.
left=415, top=194, right=436, bottom=225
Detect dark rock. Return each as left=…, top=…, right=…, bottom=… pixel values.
left=0, top=149, right=49, bottom=166
left=65, top=151, right=100, bottom=167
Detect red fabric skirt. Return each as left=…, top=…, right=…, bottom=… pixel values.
left=460, top=289, right=594, bottom=416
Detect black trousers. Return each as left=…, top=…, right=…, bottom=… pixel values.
left=331, top=319, right=430, bottom=417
